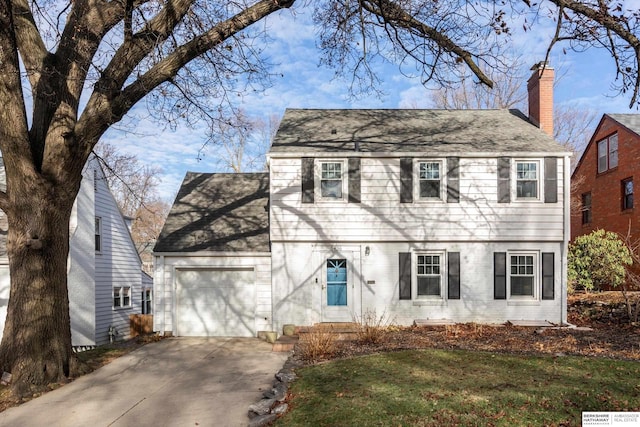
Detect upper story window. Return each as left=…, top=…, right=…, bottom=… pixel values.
left=301, top=157, right=361, bottom=204
left=597, top=133, right=618, bottom=173
left=516, top=161, right=539, bottom=199
left=622, top=178, right=634, bottom=210
left=95, top=217, right=102, bottom=252
left=418, top=161, right=442, bottom=200
left=581, top=192, right=592, bottom=224
left=319, top=161, right=344, bottom=199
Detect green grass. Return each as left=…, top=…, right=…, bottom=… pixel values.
left=276, top=349, right=640, bottom=426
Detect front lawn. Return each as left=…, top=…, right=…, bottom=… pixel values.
left=276, top=349, right=640, bottom=426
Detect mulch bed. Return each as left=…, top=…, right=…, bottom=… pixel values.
left=311, top=292, right=640, bottom=363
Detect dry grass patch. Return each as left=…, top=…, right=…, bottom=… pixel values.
left=298, top=326, right=337, bottom=363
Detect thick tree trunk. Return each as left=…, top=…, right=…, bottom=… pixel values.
left=0, top=175, right=77, bottom=396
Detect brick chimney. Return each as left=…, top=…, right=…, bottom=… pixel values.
left=527, top=62, right=554, bottom=137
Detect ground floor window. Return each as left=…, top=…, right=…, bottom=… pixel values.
left=113, top=286, right=132, bottom=309
left=142, top=288, right=152, bottom=314
left=509, top=253, right=536, bottom=298
left=416, top=253, right=443, bottom=298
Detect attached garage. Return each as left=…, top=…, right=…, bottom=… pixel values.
left=176, top=268, right=256, bottom=337
left=153, top=173, right=272, bottom=338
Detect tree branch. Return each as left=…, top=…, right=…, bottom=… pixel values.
left=360, top=0, right=493, bottom=88
left=76, top=0, right=295, bottom=147
left=11, top=0, right=48, bottom=91
left=541, top=0, right=640, bottom=106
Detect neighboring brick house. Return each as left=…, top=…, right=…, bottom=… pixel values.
left=571, top=114, right=639, bottom=258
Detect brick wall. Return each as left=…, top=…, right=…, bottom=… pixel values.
left=571, top=115, right=640, bottom=282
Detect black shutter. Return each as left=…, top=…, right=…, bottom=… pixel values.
left=399, top=252, right=412, bottom=300
left=348, top=158, right=361, bottom=203
left=544, top=157, right=558, bottom=203
left=447, top=157, right=460, bottom=203
left=542, top=252, right=555, bottom=300
left=447, top=252, right=460, bottom=299
left=494, top=252, right=507, bottom=299
left=497, top=157, right=510, bottom=203
left=400, top=158, right=413, bottom=203
left=301, top=157, right=314, bottom=203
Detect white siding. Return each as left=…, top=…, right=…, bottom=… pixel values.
left=92, top=159, right=142, bottom=345
left=269, top=154, right=569, bottom=331
left=271, top=241, right=566, bottom=333
left=68, top=162, right=97, bottom=346
left=153, top=254, right=272, bottom=336
left=270, top=157, right=566, bottom=242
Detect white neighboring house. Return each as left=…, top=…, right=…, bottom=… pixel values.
left=0, top=155, right=150, bottom=347
left=153, top=65, right=571, bottom=338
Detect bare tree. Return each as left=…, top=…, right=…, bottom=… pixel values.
left=1, top=0, right=640, bottom=396
left=428, top=60, right=598, bottom=157
left=206, top=110, right=279, bottom=173
left=554, top=104, right=598, bottom=163
left=131, top=199, right=171, bottom=274
left=429, top=58, right=529, bottom=110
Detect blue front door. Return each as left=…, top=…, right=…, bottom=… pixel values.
left=326, top=259, right=347, bottom=306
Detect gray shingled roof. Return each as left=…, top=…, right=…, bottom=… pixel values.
left=606, top=114, right=640, bottom=135
left=154, top=173, right=269, bottom=253
left=270, top=109, right=565, bottom=154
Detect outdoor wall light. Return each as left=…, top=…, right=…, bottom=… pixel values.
left=365, top=246, right=370, bottom=256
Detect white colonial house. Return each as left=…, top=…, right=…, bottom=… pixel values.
left=0, top=155, right=151, bottom=348
left=153, top=65, right=571, bottom=338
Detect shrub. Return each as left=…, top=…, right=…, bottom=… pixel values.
left=297, top=326, right=337, bottom=362
left=568, top=229, right=632, bottom=292
left=353, top=309, right=394, bottom=345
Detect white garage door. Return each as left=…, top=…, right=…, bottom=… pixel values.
left=176, top=268, right=256, bottom=337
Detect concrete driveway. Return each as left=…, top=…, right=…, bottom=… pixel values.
left=0, top=337, right=290, bottom=427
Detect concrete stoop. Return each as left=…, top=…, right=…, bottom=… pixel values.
left=270, top=322, right=362, bottom=352
left=272, top=335, right=298, bottom=352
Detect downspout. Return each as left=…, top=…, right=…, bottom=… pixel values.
left=156, top=255, right=165, bottom=333
left=562, top=154, right=571, bottom=325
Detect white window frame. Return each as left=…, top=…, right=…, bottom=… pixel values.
left=508, top=252, right=538, bottom=300
left=416, top=159, right=444, bottom=201
left=597, top=133, right=618, bottom=173
left=95, top=217, right=102, bottom=253
left=514, top=160, right=540, bottom=201
left=113, top=286, right=132, bottom=309
left=142, top=288, right=152, bottom=314
left=316, top=159, right=347, bottom=202
left=414, top=251, right=445, bottom=300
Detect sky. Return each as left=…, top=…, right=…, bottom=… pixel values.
left=100, top=5, right=640, bottom=203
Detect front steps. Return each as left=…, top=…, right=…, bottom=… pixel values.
left=270, top=322, right=360, bottom=352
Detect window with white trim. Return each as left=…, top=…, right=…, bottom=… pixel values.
left=597, top=133, right=618, bottom=173
left=95, top=217, right=102, bottom=252
left=417, top=161, right=442, bottom=200
left=113, top=286, right=132, bottom=309
left=516, top=161, right=539, bottom=199
left=318, top=161, right=345, bottom=200
left=416, top=253, right=443, bottom=298
left=142, top=288, right=152, bottom=314
left=509, top=253, right=537, bottom=298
